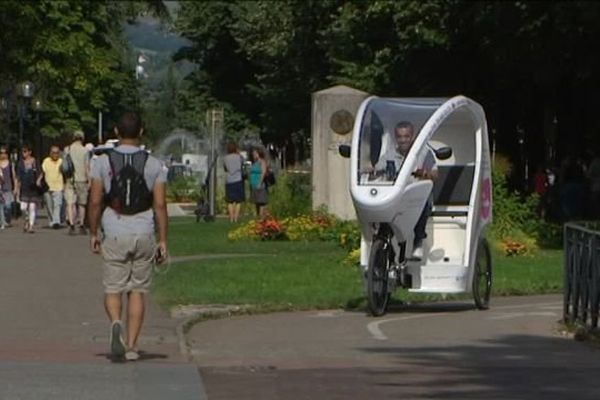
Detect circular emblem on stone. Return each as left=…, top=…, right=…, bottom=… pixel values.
left=370, top=188, right=378, bottom=196
left=330, top=109, right=354, bottom=135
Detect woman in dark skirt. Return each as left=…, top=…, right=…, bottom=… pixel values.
left=15, top=144, right=43, bottom=233
left=223, top=142, right=246, bottom=222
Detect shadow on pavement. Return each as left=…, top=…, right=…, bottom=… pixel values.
left=95, top=351, right=169, bottom=363
left=359, top=334, right=600, bottom=399
left=201, top=334, right=600, bottom=400
left=344, top=298, right=476, bottom=315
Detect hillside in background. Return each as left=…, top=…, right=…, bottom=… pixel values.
left=124, top=20, right=189, bottom=55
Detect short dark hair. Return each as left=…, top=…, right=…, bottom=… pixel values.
left=395, top=121, right=414, bottom=135
left=116, top=111, right=143, bottom=138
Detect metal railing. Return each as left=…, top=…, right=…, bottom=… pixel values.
left=563, top=222, right=600, bottom=330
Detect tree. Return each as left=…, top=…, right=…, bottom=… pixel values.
left=0, top=0, right=170, bottom=147
left=172, top=0, right=600, bottom=170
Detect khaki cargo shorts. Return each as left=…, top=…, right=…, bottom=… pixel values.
left=101, top=234, right=156, bottom=294
left=64, top=181, right=89, bottom=206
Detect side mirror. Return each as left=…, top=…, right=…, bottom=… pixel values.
left=433, top=146, right=452, bottom=160
left=338, top=144, right=351, bottom=158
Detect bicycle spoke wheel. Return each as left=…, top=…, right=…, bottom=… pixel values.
left=367, top=237, right=391, bottom=316
left=473, top=238, right=492, bottom=310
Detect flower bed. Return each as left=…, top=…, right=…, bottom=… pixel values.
left=228, top=212, right=360, bottom=256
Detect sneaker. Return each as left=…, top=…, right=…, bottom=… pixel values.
left=52, top=223, right=60, bottom=230
left=0, top=225, right=5, bottom=230
left=412, top=245, right=424, bottom=259
left=125, top=349, right=140, bottom=361
left=68, top=224, right=76, bottom=236
left=109, top=321, right=126, bottom=358
left=79, top=225, right=87, bottom=235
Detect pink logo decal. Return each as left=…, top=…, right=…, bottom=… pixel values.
left=480, top=177, right=491, bottom=220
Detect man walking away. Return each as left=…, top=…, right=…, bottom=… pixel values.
left=42, top=145, right=65, bottom=229
left=89, top=111, right=168, bottom=361
left=64, top=130, right=90, bottom=235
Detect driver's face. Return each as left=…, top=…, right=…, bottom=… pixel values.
left=395, top=127, right=414, bottom=154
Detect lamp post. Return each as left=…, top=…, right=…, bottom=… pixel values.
left=206, top=108, right=223, bottom=221
left=16, top=81, right=36, bottom=153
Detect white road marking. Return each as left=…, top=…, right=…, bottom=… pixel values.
left=367, top=314, right=448, bottom=340
left=367, top=301, right=562, bottom=340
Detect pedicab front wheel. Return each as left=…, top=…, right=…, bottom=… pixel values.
left=472, top=238, right=492, bottom=310
left=367, top=237, right=391, bottom=316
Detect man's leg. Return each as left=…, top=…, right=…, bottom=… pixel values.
left=44, top=192, right=53, bottom=227
left=105, top=293, right=127, bottom=358
left=77, top=203, right=87, bottom=234
left=52, top=191, right=63, bottom=226
left=412, top=199, right=432, bottom=258
left=126, top=292, right=145, bottom=350
left=104, top=293, right=122, bottom=322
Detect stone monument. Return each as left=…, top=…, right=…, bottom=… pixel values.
left=311, top=85, right=370, bottom=220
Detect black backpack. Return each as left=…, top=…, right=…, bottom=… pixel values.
left=61, top=152, right=75, bottom=179
left=106, top=150, right=153, bottom=215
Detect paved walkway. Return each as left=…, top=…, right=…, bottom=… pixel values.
left=0, top=218, right=206, bottom=399
left=187, top=295, right=600, bottom=400
left=3, top=214, right=600, bottom=399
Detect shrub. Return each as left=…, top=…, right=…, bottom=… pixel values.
left=268, top=171, right=312, bottom=217
left=344, top=248, right=361, bottom=266
left=227, top=219, right=261, bottom=241
left=490, top=154, right=563, bottom=253
left=167, top=176, right=200, bottom=203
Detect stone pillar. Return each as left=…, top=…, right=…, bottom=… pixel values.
left=311, top=85, right=370, bottom=220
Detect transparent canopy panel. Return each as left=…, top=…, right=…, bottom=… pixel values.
left=357, top=98, right=445, bottom=186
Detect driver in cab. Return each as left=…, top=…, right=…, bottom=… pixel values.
left=368, top=121, right=438, bottom=259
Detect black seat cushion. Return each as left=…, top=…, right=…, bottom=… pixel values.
left=432, top=165, right=475, bottom=206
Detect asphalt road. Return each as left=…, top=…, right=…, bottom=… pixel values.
left=187, top=294, right=600, bottom=400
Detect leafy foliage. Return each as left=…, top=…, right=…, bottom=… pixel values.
left=172, top=0, right=600, bottom=166
left=267, top=172, right=312, bottom=218
left=0, top=1, right=170, bottom=144
left=490, top=154, right=562, bottom=255
left=166, top=175, right=200, bottom=203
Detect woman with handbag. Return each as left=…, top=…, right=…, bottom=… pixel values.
left=15, top=144, right=44, bottom=233
left=223, top=142, right=246, bottom=223
left=250, top=147, right=269, bottom=218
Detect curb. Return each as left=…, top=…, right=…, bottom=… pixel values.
left=173, top=304, right=255, bottom=361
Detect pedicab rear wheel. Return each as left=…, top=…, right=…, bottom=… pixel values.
left=367, top=237, right=391, bottom=316
left=473, top=238, right=492, bottom=310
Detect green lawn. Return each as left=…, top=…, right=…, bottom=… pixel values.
left=154, top=217, right=564, bottom=309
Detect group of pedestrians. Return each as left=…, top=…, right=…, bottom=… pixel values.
left=2, top=111, right=169, bottom=362
left=223, top=143, right=273, bottom=222
left=0, top=131, right=90, bottom=233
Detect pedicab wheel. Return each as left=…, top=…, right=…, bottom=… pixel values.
left=367, top=237, right=391, bottom=316
left=473, top=238, right=492, bottom=310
